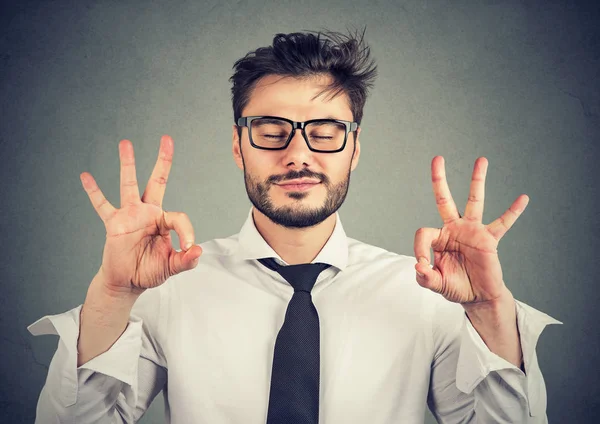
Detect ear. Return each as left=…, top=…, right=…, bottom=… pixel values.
left=232, top=124, right=244, bottom=171
left=350, top=127, right=361, bottom=172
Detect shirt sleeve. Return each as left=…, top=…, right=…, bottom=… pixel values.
left=427, top=296, right=562, bottom=424
left=27, top=285, right=168, bottom=424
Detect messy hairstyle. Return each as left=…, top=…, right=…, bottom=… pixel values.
left=229, top=28, right=378, bottom=132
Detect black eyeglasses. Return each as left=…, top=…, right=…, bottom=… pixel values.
left=236, top=116, right=358, bottom=153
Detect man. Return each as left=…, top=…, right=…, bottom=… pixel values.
left=28, top=30, right=560, bottom=423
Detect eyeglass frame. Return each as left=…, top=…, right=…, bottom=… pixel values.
left=236, top=115, right=359, bottom=153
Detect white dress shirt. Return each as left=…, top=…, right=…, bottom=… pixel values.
left=28, top=207, right=561, bottom=424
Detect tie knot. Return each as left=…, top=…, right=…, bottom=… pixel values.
left=258, top=258, right=331, bottom=292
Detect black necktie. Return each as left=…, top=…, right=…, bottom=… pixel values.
left=258, top=258, right=332, bottom=424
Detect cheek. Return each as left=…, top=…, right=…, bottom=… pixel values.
left=324, top=158, right=352, bottom=180
left=243, top=152, right=278, bottom=179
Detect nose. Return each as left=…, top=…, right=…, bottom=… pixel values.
left=281, top=128, right=313, bottom=165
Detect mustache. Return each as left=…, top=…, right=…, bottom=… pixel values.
left=268, top=170, right=328, bottom=185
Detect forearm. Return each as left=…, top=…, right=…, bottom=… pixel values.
left=462, top=287, right=523, bottom=369
left=445, top=298, right=561, bottom=422
left=78, top=269, right=141, bottom=367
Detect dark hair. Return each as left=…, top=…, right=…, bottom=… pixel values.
left=229, top=28, right=377, bottom=128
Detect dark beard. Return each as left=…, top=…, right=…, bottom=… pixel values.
left=243, top=167, right=351, bottom=229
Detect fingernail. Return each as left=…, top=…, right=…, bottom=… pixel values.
left=418, top=257, right=429, bottom=265
left=416, top=271, right=425, bottom=278
left=185, top=242, right=193, bottom=250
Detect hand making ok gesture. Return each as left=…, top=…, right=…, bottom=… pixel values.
left=413, top=156, right=529, bottom=305
left=79, top=135, right=203, bottom=295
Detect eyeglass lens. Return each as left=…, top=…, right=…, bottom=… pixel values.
left=250, top=118, right=346, bottom=151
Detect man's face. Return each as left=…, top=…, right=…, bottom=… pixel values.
left=232, top=74, right=361, bottom=229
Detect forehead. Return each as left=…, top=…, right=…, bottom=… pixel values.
left=243, top=74, right=353, bottom=121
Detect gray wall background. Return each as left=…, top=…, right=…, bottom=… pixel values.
left=1, top=0, right=598, bottom=423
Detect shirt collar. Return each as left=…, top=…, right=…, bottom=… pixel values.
left=234, top=207, right=348, bottom=271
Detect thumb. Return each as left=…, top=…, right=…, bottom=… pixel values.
left=415, top=257, right=443, bottom=294
left=413, top=227, right=444, bottom=294
left=171, top=244, right=203, bottom=275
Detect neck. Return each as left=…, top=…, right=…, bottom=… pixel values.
left=252, top=207, right=336, bottom=265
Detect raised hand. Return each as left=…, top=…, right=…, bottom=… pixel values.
left=80, top=135, right=202, bottom=296
left=413, top=156, right=529, bottom=305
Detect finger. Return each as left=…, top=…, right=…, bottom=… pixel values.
left=413, top=227, right=445, bottom=293
left=486, top=194, right=530, bottom=240
left=142, top=135, right=174, bottom=208
left=415, top=263, right=444, bottom=295
left=431, top=156, right=461, bottom=223
left=80, top=172, right=117, bottom=223
left=171, top=244, right=203, bottom=275
left=413, top=226, right=444, bottom=292
left=413, top=227, right=441, bottom=265
left=119, top=139, right=141, bottom=207
left=162, top=211, right=196, bottom=251
left=463, top=157, right=488, bottom=222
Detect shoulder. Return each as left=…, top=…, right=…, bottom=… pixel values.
left=178, top=233, right=241, bottom=274
left=197, top=233, right=240, bottom=259
left=346, top=235, right=418, bottom=279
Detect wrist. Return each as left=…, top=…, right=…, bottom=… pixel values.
left=83, top=270, right=142, bottom=325
left=95, top=266, right=145, bottom=301
left=462, top=287, right=515, bottom=323
left=462, top=288, right=523, bottom=368
left=78, top=271, right=141, bottom=367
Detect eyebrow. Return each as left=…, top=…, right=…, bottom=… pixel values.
left=260, top=116, right=343, bottom=121
left=251, top=116, right=347, bottom=127
left=253, top=118, right=288, bottom=127
left=312, top=116, right=344, bottom=121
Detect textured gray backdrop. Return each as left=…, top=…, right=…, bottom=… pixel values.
left=1, top=0, right=598, bottom=423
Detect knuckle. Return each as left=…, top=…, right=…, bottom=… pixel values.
left=152, top=176, right=168, bottom=185
left=435, top=196, right=450, bottom=205
left=96, top=198, right=108, bottom=209
left=104, top=209, right=118, bottom=223
left=173, top=211, right=188, bottom=221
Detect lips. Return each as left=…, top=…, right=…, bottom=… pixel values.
left=277, top=179, right=320, bottom=186
left=276, top=181, right=320, bottom=191
left=278, top=182, right=319, bottom=186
